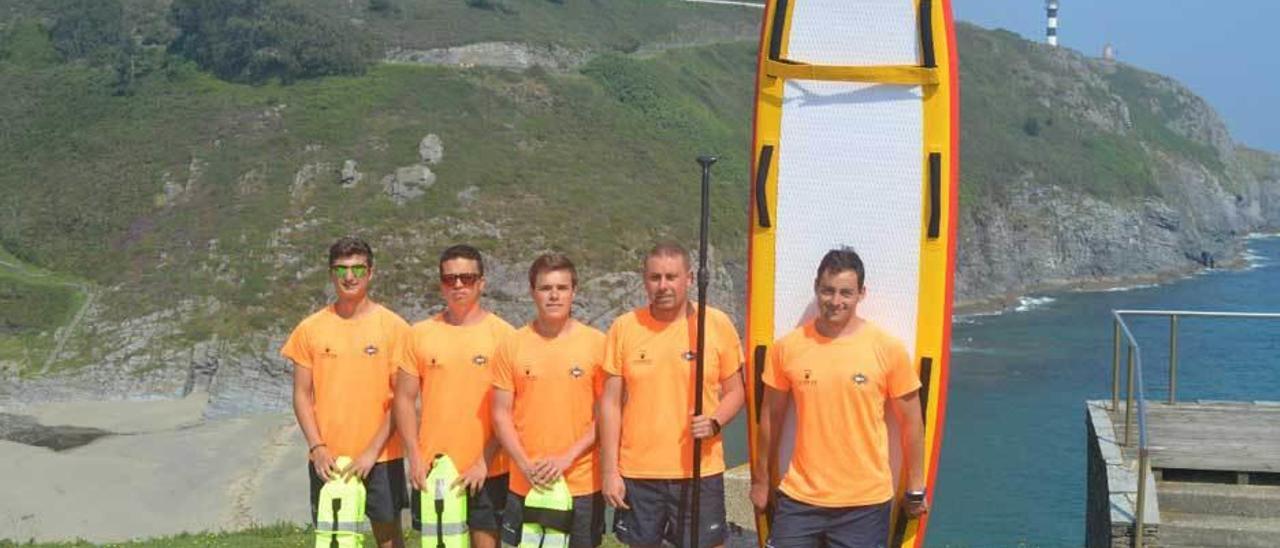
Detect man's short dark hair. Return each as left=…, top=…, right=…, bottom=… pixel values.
left=439, top=244, right=484, bottom=276
left=329, top=236, right=373, bottom=267
left=644, top=241, right=691, bottom=271
left=815, top=247, right=865, bottom=289
left=528, top=253, right=577, bottom=288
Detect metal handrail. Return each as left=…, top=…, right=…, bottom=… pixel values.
left=1108, top=309, right=1280, bottom=547
left=1111, top=311, right=1151, bottom=547
left=1110, top=310, right=1280, bottom=408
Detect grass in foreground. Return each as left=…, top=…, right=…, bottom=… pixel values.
left=0, top=523, right=629, bottom=547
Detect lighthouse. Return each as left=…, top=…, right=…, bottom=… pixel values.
left=1046, top=0, right=1059, bottom=46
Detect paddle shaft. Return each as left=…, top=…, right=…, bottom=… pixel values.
left=691, top=154, right=717, bottom=546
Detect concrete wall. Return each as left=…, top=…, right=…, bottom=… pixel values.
left=1085, top=401, right=1161, bottom=548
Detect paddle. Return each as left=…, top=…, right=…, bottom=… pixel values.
left=690, top=154, right=717, bottom=547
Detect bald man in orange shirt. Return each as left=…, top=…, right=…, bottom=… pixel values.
left=600, top=242, right=745, bottom=548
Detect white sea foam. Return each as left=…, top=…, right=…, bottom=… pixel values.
left=954, top=309, right=1004, bottom=323
left=1099, top=283, right=1158, bottom=293
left=1242, top=250, right=1269, bottom=270
left=1014, top=295, right=1056, bottom=312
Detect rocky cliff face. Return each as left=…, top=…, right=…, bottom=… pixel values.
left=953, top=25, right=1280, bottom=306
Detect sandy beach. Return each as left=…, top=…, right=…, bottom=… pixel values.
left=1, top=394, right=308, bottom=543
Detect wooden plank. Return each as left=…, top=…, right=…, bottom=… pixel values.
left=1104, top=402, right=1280, bottom=474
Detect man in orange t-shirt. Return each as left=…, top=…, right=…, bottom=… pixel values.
left=283, top=236, right=410, bottom=548
left=492, top=253, right=606, bottom=547
left=750, top=248, right=928, bottom=548
left=600, top=242, right=745, bottom=548
left=394, top=244, right=515, bottom=548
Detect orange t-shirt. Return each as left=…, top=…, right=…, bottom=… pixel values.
left=281, top=302, right=409, bottom=462
left=397, top=312, right=515, bottom=477
left=492, top=322, right=605, bottom=496
left=763, top=320, right=920, bottom=507
left=602, top=305, right=743, bottom=479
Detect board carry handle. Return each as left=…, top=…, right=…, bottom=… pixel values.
left=755, top=145, right=774, bottom=228
left=918, top=0, right=937, bottom=68
left=764, top=0, right=941, bottom=85
left=927, top=152, right=942, bottom=239
left=752, top=345, right=768, bottom=422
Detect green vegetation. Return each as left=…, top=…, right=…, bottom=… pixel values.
left=1103, top=63, right=1226, bottom=174
left=1, top=523, right=350, bottom=547
left=0, top=5, right=1265, bottom=377
left=0, top=0, right=758, bottom=374
left=48, top=0, right=127, bottom=63
left=169, top=0, right=378, bottom=83
left=0, top=246, right=85, bottom=371
left=358, top=0, right=760, bottom=52
left=956, top=24, right=1157, bottom=204
left=0, top=523, right=629, bottom=547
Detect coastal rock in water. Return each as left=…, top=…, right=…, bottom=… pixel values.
left=418, top=134, right=444, bottom=165
left=381, top=165, right=436, bottom=205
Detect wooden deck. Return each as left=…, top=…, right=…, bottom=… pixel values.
left=1106, top=401, right=1280, bottom=475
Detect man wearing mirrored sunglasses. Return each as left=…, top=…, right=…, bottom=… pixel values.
left=395, top=244, right=516, bottom=548
left=283, top=236, right=411, bottom=548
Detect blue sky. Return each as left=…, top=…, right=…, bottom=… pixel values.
left=954, top=1, right=1280, bottom=153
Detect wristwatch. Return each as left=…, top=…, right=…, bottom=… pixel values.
left=905, top=490, right=926, bottom=504
left=709, top=418, right=722, bottom=435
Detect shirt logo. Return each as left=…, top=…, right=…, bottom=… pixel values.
left=800, top=369, right=818, bottom=386
left=570, top=365, right=584, bottom=378
left=428, top=357, right=442, bottom=369
left=632, top=349, right=651, bottom=366
left=523, top=365, right=538, bottom=380
left=473, top=354, right=488, bottom=367
left=852, top=372, right=868, bottom=385
left=682, top=350, right=696, bottom=362
left=321, top=347, right=338, bottom=358
left=364, top=344, right=378, bottom=356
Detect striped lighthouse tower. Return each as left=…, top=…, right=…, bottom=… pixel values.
left=1046, top=0, right=1059, bottom=46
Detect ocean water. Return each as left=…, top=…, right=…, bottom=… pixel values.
left=926, top=236, right=1280, bottom=546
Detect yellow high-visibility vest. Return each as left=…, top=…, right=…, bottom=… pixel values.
left=420, top=454, right=468, bottom=548
left=315, top=456, right=365, bottom=548
left=519, top=478, right=573, bottom=548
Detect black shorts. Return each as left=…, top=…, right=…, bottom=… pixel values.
left=766, top=493, right=891, bottom=548
left=413, top=473, right=509, bottom=533
left=612, top=474, right=727, bottom=548
left=501, top=490, right=606, bottom=548
left=308, top=458, right=408, bottom=525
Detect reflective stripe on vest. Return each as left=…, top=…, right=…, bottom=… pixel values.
left=413, top=520, right=469, bottom=536
left=316, top=521, right=362, bottom=533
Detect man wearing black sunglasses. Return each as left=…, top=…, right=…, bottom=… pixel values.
left=283, top=236, right=412, bottom=548
left=395, top=244, right=516, bottom=548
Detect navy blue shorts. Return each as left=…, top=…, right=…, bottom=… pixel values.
left=501, top=490, right=606, bottom=547
left=612, top=475, right=727, bottom=548
left=308, top=458, right=408, bottom=525
left=413, top=473, right=509, bottom=533
left=766, top=493, right=891, bottom=548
